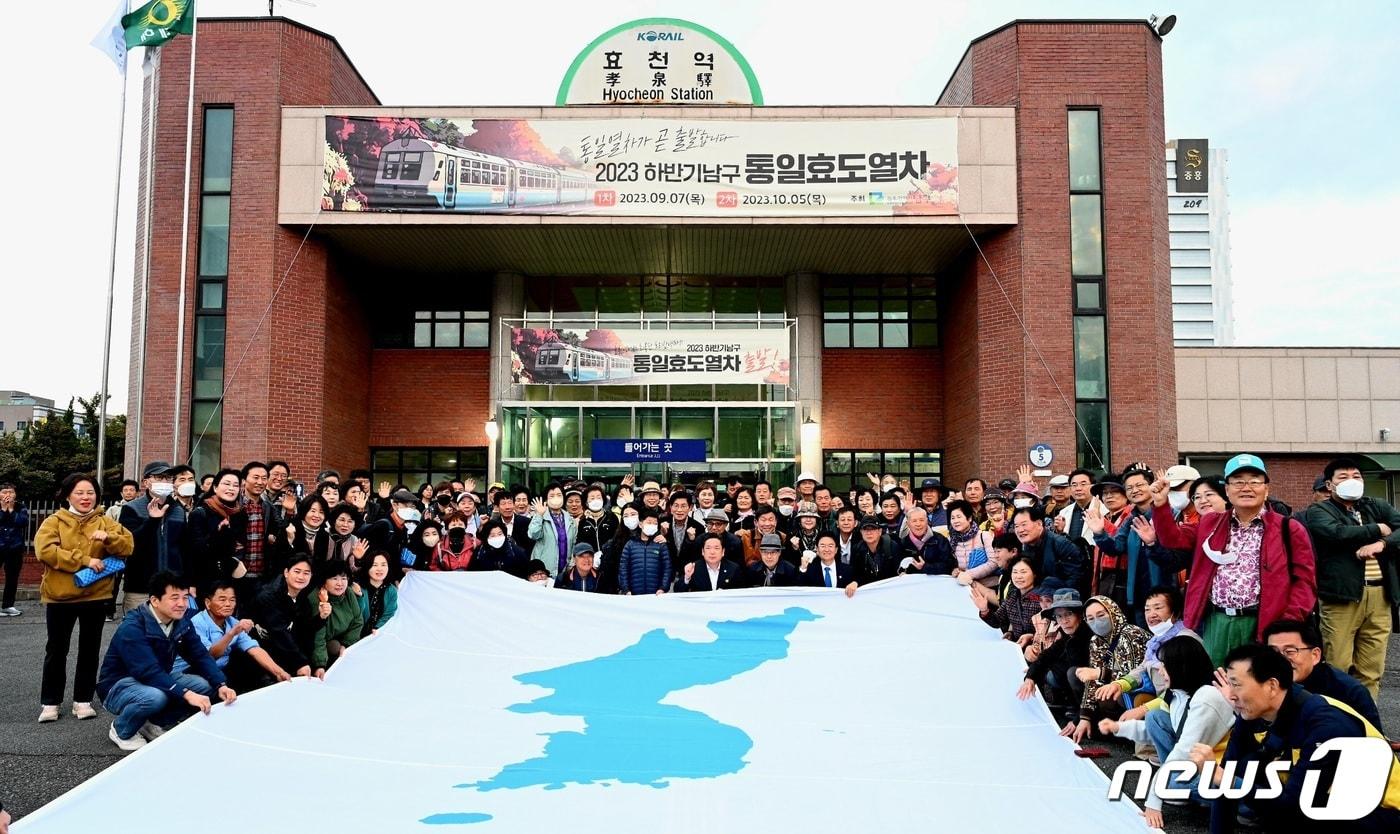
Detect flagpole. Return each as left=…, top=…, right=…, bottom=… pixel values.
left=171, top=8, right=198, bottom=462
left=131, top=47, right=161, bottom=473
left=96, top=0, right=132, bottom=489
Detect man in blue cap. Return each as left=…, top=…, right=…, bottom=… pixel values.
left=1150, top=453, right=1318, bottom=666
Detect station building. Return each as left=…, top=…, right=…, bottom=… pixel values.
left=125, top=17, right=1183, bottom=493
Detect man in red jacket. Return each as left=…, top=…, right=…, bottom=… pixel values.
left=1150, top=453, right=1317, bottom=666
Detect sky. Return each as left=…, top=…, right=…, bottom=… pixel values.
left=4, top=0, right=1398, bottom=415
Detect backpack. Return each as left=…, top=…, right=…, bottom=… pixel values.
left=1273, top=500, right=1323, bottom=634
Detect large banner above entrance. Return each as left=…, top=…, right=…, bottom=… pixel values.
left=511, top=327, right=790, bottom=386
left=322, top=116, right=958, bottom=217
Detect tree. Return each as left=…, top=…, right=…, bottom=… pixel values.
left=0, top=393, right=127, bottom=503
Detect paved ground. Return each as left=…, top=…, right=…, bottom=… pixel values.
left=1, top=598, right=1397, bottom=828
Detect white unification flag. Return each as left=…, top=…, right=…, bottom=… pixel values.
left=15, top=573, right=1148, bottom=833
left=90, top=0, right=129, bottom=74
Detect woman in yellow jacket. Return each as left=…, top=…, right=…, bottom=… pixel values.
left=35, top=473, right=133, bottom=723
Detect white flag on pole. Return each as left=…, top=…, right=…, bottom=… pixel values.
left=90, top=0, right=128, bottom=73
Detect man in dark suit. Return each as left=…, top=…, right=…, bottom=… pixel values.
left=661, top=491, right=706, bottom=574
left=674, top=534, right=745, bottom=592
left=745, top=533, right=801, bottom=587
left=801, top=531, right=858, bottom=597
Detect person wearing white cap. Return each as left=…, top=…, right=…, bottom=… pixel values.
left=1163, top=464, right=1202, bottom=523
left=1149, top=454, right=1318, bottom=666
left=1045, top=474, right=1073, bottom=517
left=795, top=472, right=819, bottom=503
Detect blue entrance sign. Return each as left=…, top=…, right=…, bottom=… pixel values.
left=591, top=439, right=707, bottom=463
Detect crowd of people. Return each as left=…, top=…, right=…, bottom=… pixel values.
left=11, top=450, right=1400, bottom=830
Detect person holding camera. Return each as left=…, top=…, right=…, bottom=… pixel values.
left=0, top=482, right=28, bottom=616
left=117, top=461, right=189, bottom=615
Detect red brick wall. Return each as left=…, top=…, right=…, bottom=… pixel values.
left=369, top=350, right=491, bottom=448
left=935, top=22, right=1176, bottom=479
left=821, top=349, right=944, bottom=450
left=127, top=21, right=377, bottom=477
left=1259, top=456, right=1334, bottom=513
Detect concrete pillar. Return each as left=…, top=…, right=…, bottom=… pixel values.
left=787, top=273, right=823, bottom=480
left=488, top=273, right=525, bottom=482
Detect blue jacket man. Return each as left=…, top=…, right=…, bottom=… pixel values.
left=1092, top=504, right=1186, bottom=623
left=97, top=572, right=233, bottom=750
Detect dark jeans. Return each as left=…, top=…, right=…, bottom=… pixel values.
left=1, top=547, right=22, bottom=608
left=223, top=650, right=275, bottom=693
left=41, top=600, right=108, bottom=705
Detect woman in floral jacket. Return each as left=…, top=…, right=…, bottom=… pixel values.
left=1068, top=594, right=1149, bottom=742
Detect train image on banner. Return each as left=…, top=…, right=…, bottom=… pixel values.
left=371, top=138, right=592, bottom=211
left=532, top=341, right=633, bottom=383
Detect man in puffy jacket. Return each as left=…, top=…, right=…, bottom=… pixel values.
left=618, top=508, right=672, bottom=595
left=97, top=571, right=235, bottom=751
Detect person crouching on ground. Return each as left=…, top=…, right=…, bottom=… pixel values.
left=96, top=571, right=236, bottom=751
left=310, top=559, right=362, bottom=677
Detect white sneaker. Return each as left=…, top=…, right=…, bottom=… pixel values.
left=0, top=606, right=20, bottom=616
left=72, top=702, right=98, bottom=720
left=108, top=723, right=146, bottom=751
left=38, top=704, right=59, bottom=723
left=138, top=721, right=166, bottom=740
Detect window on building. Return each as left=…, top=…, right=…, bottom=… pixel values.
left=412, top=310, right=491, bottom=348
left=189, top=106, right=233, bottom=477
left=821, top=450, right=942, bottom=497
left=17, top=420, right=28, bottom=431
left=371, top=448, right=488, bottom=491
left=524, top=276, right=785, bottom=323
left=1068, top=108, right=1109, bottom=471
left=822, top=277, right=938, bottom=348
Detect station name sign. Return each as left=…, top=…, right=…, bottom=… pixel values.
left=557, top=18, right=763, bottom=105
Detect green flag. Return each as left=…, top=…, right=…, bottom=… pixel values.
left=122, top=0, right=194, bottom=49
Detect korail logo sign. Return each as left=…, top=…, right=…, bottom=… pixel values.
left=1107, top=737, right=1393, bottom=821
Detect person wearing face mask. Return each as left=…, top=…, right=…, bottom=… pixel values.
left=773, top=486, right=799, bottom=532
left=1058, top=595, right=1148, bottom=745
left=1301, top=457, right=1400, bottom=700
left=431, top=511, right=477, bottom=571
left=578, top=486, right=618, bottom=559
left=407, top=519, right=444, bottom=572
left=528, top=483, right=578, bottom=579
left=469, top=519, right=527, bottom=577
left=359, top=488, right=422, bottom=571
left=118, top=461, right=189, bottom=615
left=618, top=507, right=671, bottom=595
left=35, top=473, right=135, bottom=724
left=603, top=505, right=641, bottom=592
left=1094, top=585, right=1199, bottom=711
left=1163, top=464, right=1202, bottom=524
left=185, top=469, right=249, bottom=600
left=169, top=466, right=200, bottom=511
